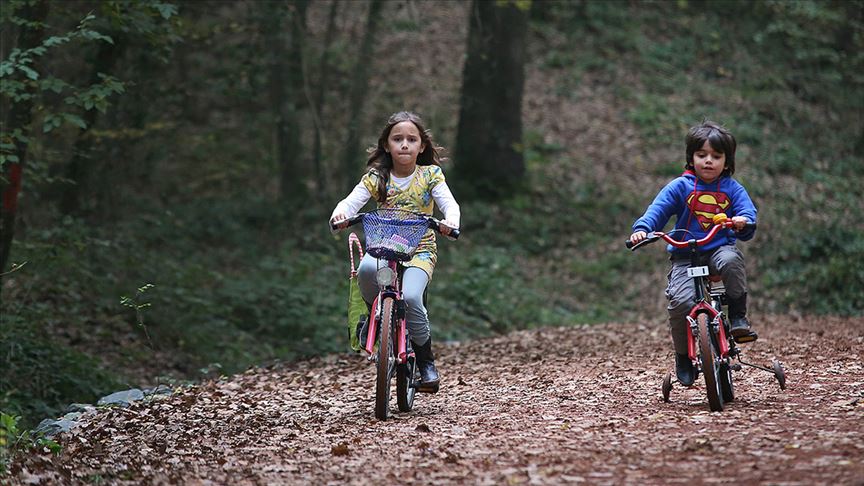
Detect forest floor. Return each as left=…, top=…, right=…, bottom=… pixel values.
left=9, top=315, right=864, bottom=485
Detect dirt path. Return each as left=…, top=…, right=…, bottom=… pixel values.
left=10, top=315, right=864, bottom=485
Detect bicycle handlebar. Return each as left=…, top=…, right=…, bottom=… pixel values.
left=625, top=220, right=756, bottom=251
left=330, top=212, right=461, bottom=239
left=331, top=214, right=364, bottom=230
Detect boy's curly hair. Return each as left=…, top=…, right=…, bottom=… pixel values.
left=685, top=120, right=737, bottom=176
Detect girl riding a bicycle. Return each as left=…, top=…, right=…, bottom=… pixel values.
left=330, top=111, right=461, bottom=392
left=629, top=120, right=758, bottom=387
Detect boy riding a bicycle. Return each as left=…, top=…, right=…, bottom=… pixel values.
left=629, top=120, right=758, bottom=386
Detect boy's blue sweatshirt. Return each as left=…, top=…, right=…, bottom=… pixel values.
left=632, top=170, right=757, bottom=255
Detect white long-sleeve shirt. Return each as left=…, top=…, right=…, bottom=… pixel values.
left=331, top=169, right=461, bottom=228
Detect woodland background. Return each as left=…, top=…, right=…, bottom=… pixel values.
left=1, top=0, right=862, bottom=430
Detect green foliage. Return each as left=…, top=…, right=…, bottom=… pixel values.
left=1, top=0, right=180, bottom=170
left=0, top=313, right=125, bottom=429
left=0, top=10, right=119, bottom=115
left=0, top=412, right=61, bottom=475
left=433, top=246, right=562, bottom=337
left=762, top=223, right=864, bottom=315
left=0, top=413, right=20, bottom=474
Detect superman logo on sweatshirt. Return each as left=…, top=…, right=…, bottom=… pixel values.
left=687, top=191, right=730, bottom=229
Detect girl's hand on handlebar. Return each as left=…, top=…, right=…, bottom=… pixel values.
left=330, top=213, right=348, bottom=230
left=438, top=219, right=458, bottom=237
left=731, top=216, right=748, bottom=232
left=629, top=231, right=648, bottom=246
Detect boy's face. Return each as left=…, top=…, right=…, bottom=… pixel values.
left=385, top=121, right=425, bottom=175
left=693, top=140, right=726, bottom=183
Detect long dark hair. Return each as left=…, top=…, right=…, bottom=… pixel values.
left=366, top=111, right=444, bottom=203
left=685, top=120, right=737, bottom=176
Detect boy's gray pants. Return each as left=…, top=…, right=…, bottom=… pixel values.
left=356, top=253, right=431, bottom=345
left=666, top=245, right=747, bottom=354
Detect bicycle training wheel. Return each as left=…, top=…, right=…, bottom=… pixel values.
left=697, top=313, right=724, bottom=412
left=661, top=372, right=673, bottom=403
left=773, top=359, right=787, bottom=390
left=374, top=297, right=396, bottom=420
left=396, top=341, right=417, bottom=412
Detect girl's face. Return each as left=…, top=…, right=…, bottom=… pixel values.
left=692, top=140, right=726, bottom=183
left=385, top=121, right=425, bottom=176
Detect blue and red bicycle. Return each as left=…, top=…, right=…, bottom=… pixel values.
left=333, top=208, right=459, bottom=420
left=627, top=214, right=785, bottom=411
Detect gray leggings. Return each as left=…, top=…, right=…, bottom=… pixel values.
left=666, top=244, right=747, bottom=354
left=356, top=253, right=431, bottom=345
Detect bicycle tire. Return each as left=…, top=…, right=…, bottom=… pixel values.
left=719, top=362, right=734, bottom=402
left=374, top=297, right=395, bottom=420
left=717, top=313, right=734, bottom=402
left=697, top=313, right=724, bottom=412
left=396, top=349, right=417, bottom=412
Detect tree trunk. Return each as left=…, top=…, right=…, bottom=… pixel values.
left=341, top=0, right=383, bottom=194
left=59, top=35, right=125, bottom=217
left=1, top=0, right=49, bottom=297
left=311, top=0, right=340, bottom=200
left=280, top=0, right=309, bottom=207
left=453, top=0, right=529, bottom=201
left=265, top=0, right=308, bottom=207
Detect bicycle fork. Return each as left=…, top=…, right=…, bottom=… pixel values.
left=365, top=289, right=410, bottom=365
left=686, top=311, right=727, bottom=363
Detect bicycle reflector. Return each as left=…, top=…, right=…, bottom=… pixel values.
left=376, top=266, right=396, bottom=287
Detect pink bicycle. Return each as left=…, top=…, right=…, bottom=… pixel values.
left=627, top=214, right=785, bottom=411
left=333, top=208, right=459, bottom=420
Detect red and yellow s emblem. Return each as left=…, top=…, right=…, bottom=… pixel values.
left=687, top=191, right=730, bottom=229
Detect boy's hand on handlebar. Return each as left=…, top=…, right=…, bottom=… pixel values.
left=730, top=216, right=748, bottom=232
left=629, top=231, right=648, bottom=246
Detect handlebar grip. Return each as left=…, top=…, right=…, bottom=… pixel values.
left=330, top=214, right=364, bottom=231
left=743, top=222, right=757, bottom=231
left=427, top=218, right=460, bottom=239
left=626, top=232, right=659, bottom=251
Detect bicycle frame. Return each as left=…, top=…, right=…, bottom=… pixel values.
left=333, top=208, right=460, bottom=419
left=628, top=218, right=742, bottom=367
left=364, top=258, right=410, bottom=364
left=684, top=245, right=731, bottom=361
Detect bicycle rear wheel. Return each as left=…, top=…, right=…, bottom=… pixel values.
left=717, top=315, right=734, bottom=402
left=697, top=313, right=724, bottom=412
left=374, top=297, right=395, bottom=420
left=396, top=344, right=417, bottom=412
left=719, top=362, right=734, bottom=402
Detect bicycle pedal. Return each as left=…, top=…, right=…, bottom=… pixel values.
left=734, top=332, right=758, bottom=344
left=414, top=381, right=440, bottom=394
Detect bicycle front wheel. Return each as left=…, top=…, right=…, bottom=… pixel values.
left=697, top=313, right=724, bottom=412
left=374, top=297, right=395, bottom=420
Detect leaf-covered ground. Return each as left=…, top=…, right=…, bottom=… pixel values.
left=9, top=315, right=863, bottom=485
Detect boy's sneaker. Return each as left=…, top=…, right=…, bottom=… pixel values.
left=730, top=317, right=758, bottom=343
left=675, top=353, right=695, bottom=387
